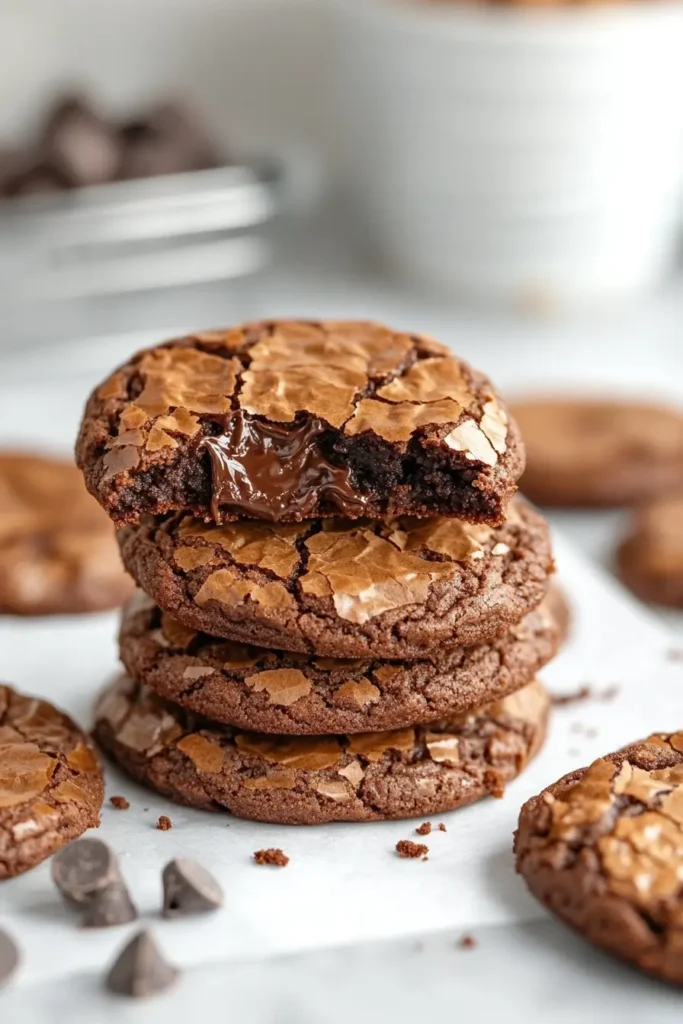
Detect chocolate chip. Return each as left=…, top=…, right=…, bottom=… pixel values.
left=51, top=838, right=120, bottom=908
left=82, top=881, right=138, bottom=929
left=0, top=930, right=20, bottom=989
left=162, top=858, right=224, bottom=919
left=106, top=930, right=178, bottom=998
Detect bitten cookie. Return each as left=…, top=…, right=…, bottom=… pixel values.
left=76, top=320, right=524, bottom=526
left=617, top=495, right=683, bottom=607
left=118, top=589, right=563, bottom=734
left=515, top=735, right=683, bottom=985
left=117, top=499, right=553, bottom=660
left=0, top=452, right=133, bottom=615
left=0, top=685, right=103, bottom=879
left=512, top=398, right=683, bottom=507
left=94, top=676, right=550, bottom=825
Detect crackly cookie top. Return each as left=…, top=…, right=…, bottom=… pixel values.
left=528, top=735, right=683, bottom=906
left=118, top=585, right=560, bottom=733
left=0, top=684, right=101, bottom=813
left=171, top=511, right=505, bottom=626
left=96, top=675, right=548, bottom=789
left=0, top=452, right=133, bottom=614
left=79, top=320, right=516, bottom=524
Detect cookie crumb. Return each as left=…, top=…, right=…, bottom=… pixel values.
left=109, top=795, right=130, bottom=810
left=666, top=649, right=683, bottom=662
left=415, top=822, right=432, bottom=836
left=484, top=769, right=505, bottom=798
left=253, top=848, right=289, bottom=867
left=458, top=934, right=477, bottom=950
left=396, top=840, right=429, bottom=860
left=600, top=685, right=619, bottom=701
left=552, top=685, right=591, bottom=707
left=156, top=815, right=172, bottom=831
left=438, top=823, right=447, bottom=832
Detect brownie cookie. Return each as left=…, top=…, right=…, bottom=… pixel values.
left=0, top=452, right=133, bottom=615
left=543, top=583, right=571, bottom=646
left=515, top=734, right=683, bottom=986
left=118, top=589, right=562, bottom=734
left=94, top=675, right=550, bottom=825
left=76, top=321, right=524, bottom=526
left=512, top=398, right=683, bottom=507
left=117, top=499, right=553, bottom=660
left=0, top=685, right=103, bottom=879
left=617, top=495, right=683, bottom=607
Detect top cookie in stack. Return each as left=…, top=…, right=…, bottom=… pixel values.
left=78, top=321, right=555, bottom=824
left=76, top=320, right=523, bottom=526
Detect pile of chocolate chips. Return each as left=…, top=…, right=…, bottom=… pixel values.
left=0, top=95, right=223, bottom=198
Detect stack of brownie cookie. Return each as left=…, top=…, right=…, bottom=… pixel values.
left=76, top=320, right=557, bottom=825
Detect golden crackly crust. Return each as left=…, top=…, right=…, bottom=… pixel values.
left=0, top=684, right=103, bottom=879
left=117, top=499, right=554, bottom=660
left=94, top=675, right=550, bottom=825
left=118, top=588, right=563, bottom=734
left=516, top=735, right=683, bottom=985
left=76, top=321, right=524, bottom=526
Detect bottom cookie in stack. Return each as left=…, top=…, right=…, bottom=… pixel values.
left=94, top=675, right=550, bottom=826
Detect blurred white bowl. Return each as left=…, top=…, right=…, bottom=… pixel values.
left=335, top=0, right=683, bottom=308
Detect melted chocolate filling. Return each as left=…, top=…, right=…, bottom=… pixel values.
left=201, top=411, right=369, bottom=522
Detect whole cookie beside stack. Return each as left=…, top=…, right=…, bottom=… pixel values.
left=77, top=319, right=557, bottom=824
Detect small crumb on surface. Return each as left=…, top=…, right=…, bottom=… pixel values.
left=109, top=795, right=130, bottom=810
left=600, top=685, right=619, bottom=701
left=396, top=840, right=429, bottom=860
left=438, top=823, right=447, bottom=832
left=552, top=685, right=591, bottom=707
left=458, top=934, right=477, bottom=950
left=156, top=815, right=172, bottom=831
left=666, top=649, right=683, bottom=662
left=253, top=848, right=289, bottom=867
left=585, top=727, right=598, bottom=739
left=415, top=822, right=432, bottom=836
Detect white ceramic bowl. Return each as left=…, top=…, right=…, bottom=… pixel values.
left=335, top=0, right=683, bottom=307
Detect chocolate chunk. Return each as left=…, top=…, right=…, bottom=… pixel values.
left=106, top=930, right=178, bottom=998
left=41, top=97, right=120, bottom=188
left=51, top=838, right=120, bottom=908
left=162, top=858, right=224, bottom=918
left=202, top=412, right=369, bottom=522
left=0, top=930, right=19, bottom=989
left=119, top=102, right=221, bottom=180
left=82, top=881, right=138, bottom=928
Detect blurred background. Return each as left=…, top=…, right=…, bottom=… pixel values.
left=2, top=0, right=683, bottom=617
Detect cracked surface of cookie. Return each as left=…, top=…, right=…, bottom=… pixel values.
left=617, top=494, right=683, bottom=608
left=117, top=498, right=553, bottom=659
left=0, top=452, right=133, bottom=615
left=0, top=684, right=103, bottom=878
left=76, top=321, right=524, bottom=526
left=512, top=398, right=683, bottom=508
left=515, top=734, right=683, bottom=985
left=94, top=676, right=549, bottom=825
left=118, top=588, right=563, bottom=733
